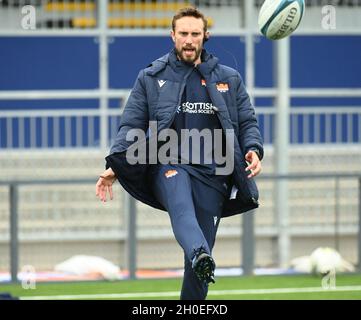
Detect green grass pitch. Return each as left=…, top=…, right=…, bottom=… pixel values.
left=1, top=274, right=361, bottom=300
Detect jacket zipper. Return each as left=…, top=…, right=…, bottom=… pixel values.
left=164, top=67, right=194, bottom=129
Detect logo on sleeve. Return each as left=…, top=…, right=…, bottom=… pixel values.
left=216, top=83, right=229, bottom=93
left=165, top=169, right=178, bottom=178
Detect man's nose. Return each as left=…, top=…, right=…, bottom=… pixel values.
left=185, top=35, right=193, bottom=44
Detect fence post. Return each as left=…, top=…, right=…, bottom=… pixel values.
left=358, top=177, right=361, bottom=272
left=242, top=210, right=255, bottom=275
left=274, top=38, right=291, bottom=269
left=9, top=183, right=19, bottom=283
left=335, top=177, right=340, bottom=252
left=98, top=0, right=109, bottom=151
left=125, top=192, right=137, bottom=279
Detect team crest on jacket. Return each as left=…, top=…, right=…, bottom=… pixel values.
left=165, top=169, right=178, bottom=178
left=216, top=82, right=229, bottom=92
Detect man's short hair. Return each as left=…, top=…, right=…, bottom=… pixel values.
left=172, top=7, right=208, bottom=33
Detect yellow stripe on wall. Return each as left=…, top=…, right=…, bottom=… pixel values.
left=45, top=2, right=191, bottom=12
left=45, top=2, right=96, bottom=12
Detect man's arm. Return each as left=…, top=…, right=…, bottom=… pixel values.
left=109, top=70, right=150, bottom=155
left=234, top=73, right=264, bottom=161
left=96, top=70, right=149, bottom=202
left=233, top=73, right=263, bottom=178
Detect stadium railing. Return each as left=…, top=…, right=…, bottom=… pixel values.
left=1, top=172, right=360, bottom=283
left=1, top=91, right=361, bottom=148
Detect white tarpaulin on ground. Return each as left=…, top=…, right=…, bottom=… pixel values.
left=290, top=247, right=355, bottom=274
left=54, top=255, right=122, bottom=280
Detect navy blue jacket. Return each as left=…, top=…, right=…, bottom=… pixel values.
left=106, top=49, right=264, bottom=217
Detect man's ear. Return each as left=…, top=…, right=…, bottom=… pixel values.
left=171, top=30, right=175, bottom=43
left=203, top=31, right=210, bottom=44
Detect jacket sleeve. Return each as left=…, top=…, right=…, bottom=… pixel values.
left=108, top=70, right=149, bottom=155
left=235, top=73, right=264, bottom=160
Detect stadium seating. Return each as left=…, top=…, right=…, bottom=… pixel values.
left=42, top=0, right=212, bottom=29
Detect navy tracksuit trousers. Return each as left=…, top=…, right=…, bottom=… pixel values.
left=151, top=164, right=226, bottom=300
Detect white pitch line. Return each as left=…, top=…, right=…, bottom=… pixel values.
left=20, top=285, right=361, bottom=300
left=21, top=291, right=181, bottom=300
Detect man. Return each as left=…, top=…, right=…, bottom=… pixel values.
left=96, top=7, right=263, bottom=300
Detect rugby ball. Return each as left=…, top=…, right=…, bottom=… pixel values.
left=258, top=0, right=305, bottom=40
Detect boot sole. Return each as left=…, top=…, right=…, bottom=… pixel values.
left=193, top=253, right=216, bottom=284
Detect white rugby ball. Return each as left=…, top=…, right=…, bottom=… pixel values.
left=258, top=0, right=305, bottom=40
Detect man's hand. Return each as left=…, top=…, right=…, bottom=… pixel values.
left=245, top=150, right=262, bottom=178
left=95, top=167, right=116, bottom=203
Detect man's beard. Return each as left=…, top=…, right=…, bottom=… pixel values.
left=175, top=46, right=202, bottom=64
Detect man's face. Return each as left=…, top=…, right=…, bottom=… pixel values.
left=171, top=16, right=209, bottom=65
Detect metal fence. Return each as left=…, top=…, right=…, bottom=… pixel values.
left=1, top=172, right=360, bottom=282
left=1, top=93, right=361, bottom=148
